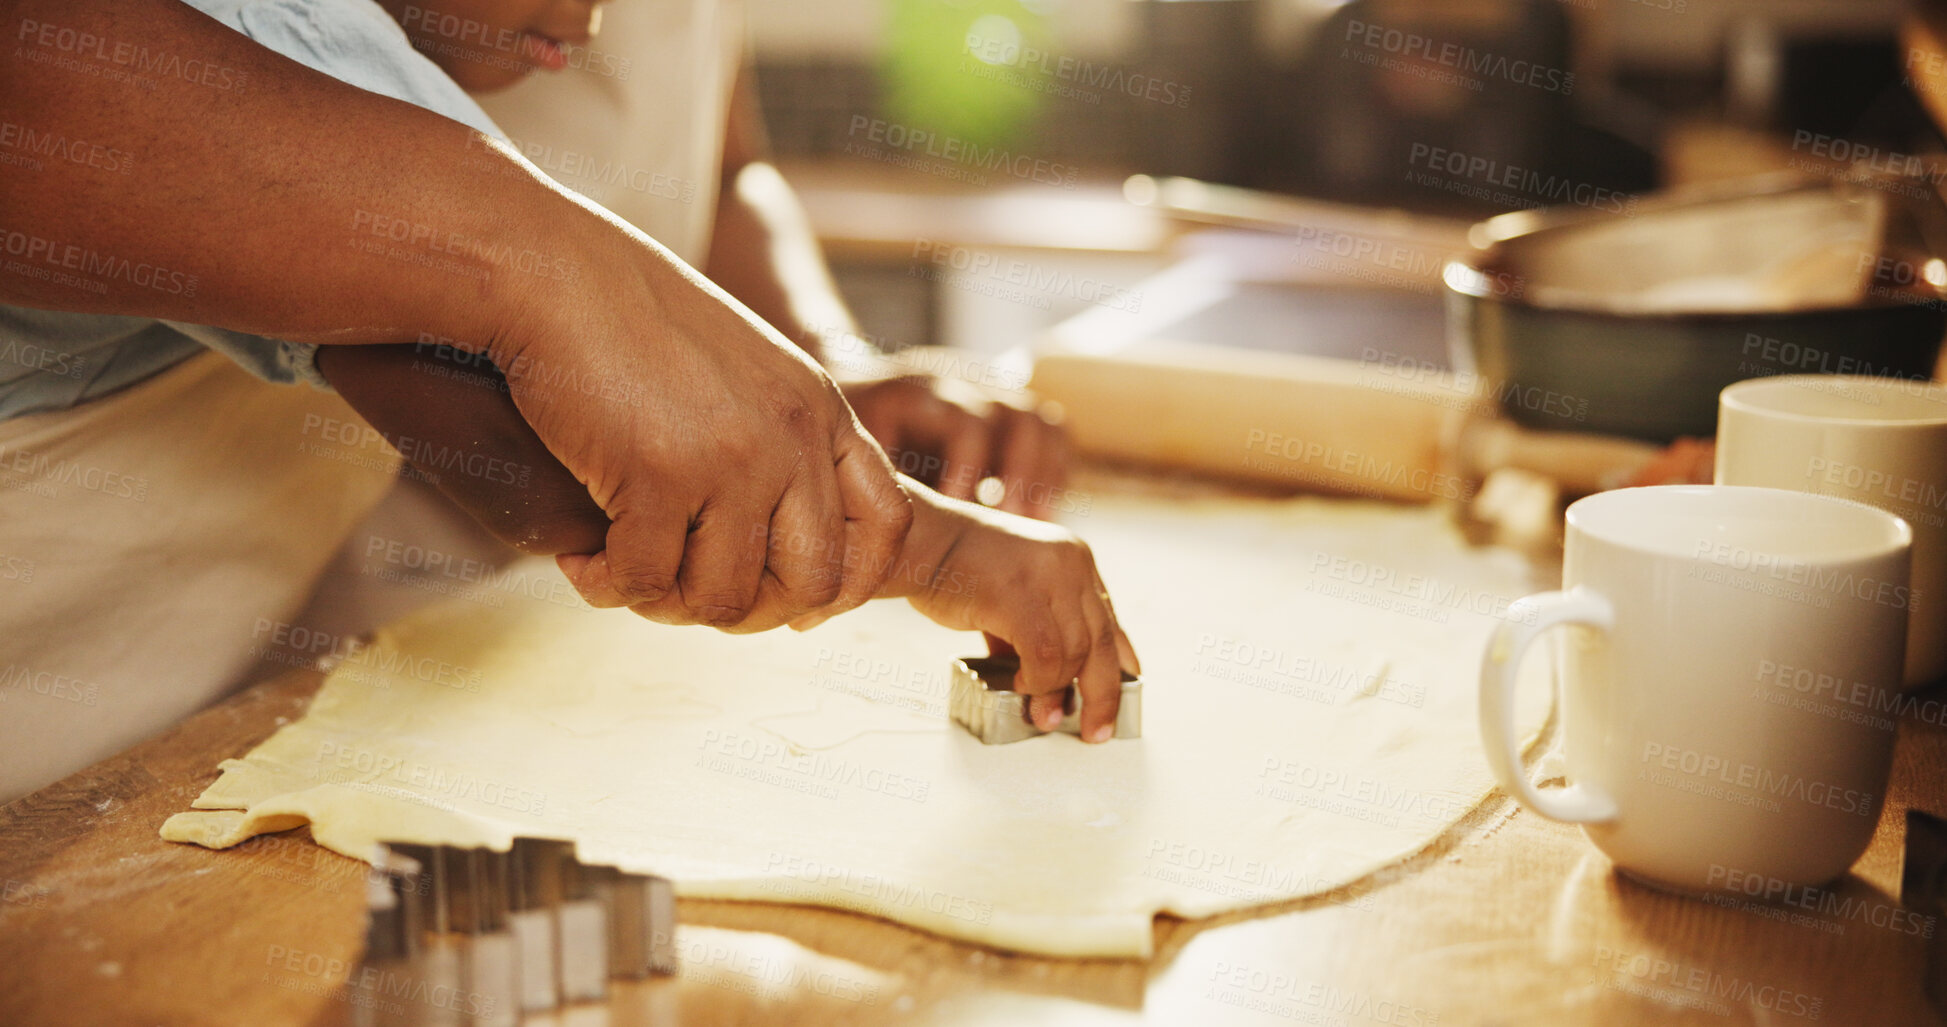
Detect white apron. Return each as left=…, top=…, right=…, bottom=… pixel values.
left=0, top=353, right=400, bottom=801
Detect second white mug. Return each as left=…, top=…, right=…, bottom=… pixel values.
left=1717, top=374, right=1947, bottom=688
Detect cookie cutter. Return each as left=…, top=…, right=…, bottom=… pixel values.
left=949, top=655, right=1141, bottom=745
left=357, top=838, right=676, bottom=1026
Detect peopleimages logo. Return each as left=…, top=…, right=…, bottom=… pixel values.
left=1590, top=947, right=1822, bottom=1021
left=960, top=38, right=1192, bottom=108
left=0, top=121, right=133, bottom=173
left=1343, top=19, right=1574, bottom=94
left=1790, top=130, right=1929, bottom=178
left=396, top=6, right=632, bottom=79
left=0, top=227, right=196, bottom=296
left=1406, top=143, right=1633, bottom=214
left=1706, top=864, right=1935, bottom=937
left=1692, top=540, right=1911, bottom=612
left=846, top=117, right=1078, bottom=188
left=910, top=239, right=1141, bottom=313
left=348, top=209, right=579, bottom=285
left=1640, top=741, right=1875, bottom=817
left=14, top=18, right=249, bottom=91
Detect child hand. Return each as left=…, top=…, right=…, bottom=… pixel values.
left=870, top=478, right=1139, bottom=742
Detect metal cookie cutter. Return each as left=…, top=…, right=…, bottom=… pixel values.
left=949, top=655, right=1141, bottom=745
left=355, top=839, right=676, bottom=1027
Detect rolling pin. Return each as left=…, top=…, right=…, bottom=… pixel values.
left=1029, top=341, right=1661, bottom=501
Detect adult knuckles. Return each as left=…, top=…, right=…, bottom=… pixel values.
left=688, top=592, right=759, bottom=627
left=611, top=568, right=679, bottom=603
left=607, top=553, right=685, bottom=604
left=773, top=562, right=844, bottom=612
left=798, top=565, right=846, bottom=608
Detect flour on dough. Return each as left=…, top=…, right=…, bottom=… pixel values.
left=163, top=481, right=1553, bottom=958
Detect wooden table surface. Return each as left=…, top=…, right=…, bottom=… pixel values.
left=3, top=657, right=1945, bottom=1026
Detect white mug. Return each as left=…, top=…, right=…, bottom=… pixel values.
left=1480, top=486, right=1910, bottom=892
left=1717, top=374, right=1947, bottom=688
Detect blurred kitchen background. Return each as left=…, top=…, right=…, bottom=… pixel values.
left=741, top=0, right=1941, bottom=358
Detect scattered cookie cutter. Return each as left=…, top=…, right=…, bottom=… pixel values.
left=949, top=655, right=1142, bottom=745
left=360, top=838, right=676, bottom=1026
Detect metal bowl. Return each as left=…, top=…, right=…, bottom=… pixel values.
left=1445, top=176, right=1947, bottom=443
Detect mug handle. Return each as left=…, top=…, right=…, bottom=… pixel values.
left=1480, top=585, right=1621, bottom=823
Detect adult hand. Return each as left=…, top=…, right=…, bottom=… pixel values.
left=499, top=232, right=912, bottom=630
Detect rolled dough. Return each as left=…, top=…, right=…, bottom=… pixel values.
left=163, top=478, right=1552, bottom=958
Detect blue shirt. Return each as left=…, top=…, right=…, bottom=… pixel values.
left=0, top=0, right=505, bottom=420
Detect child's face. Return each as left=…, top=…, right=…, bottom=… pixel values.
left=382, top=0, right=607, bottom=93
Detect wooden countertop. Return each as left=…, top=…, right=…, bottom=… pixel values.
left=4, top=661, right=1945, bottom=1026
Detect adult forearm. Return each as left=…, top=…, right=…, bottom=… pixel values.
left=0, top=0, right=585, bottom=356
left=3, top=0, right=916, bottom=629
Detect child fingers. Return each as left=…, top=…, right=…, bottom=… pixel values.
left=1028, top=690, right=1067, bottom=732
left=1074, top=602, right=1125, bottom=743
left=1095, top=572, right=1141, bottom=677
